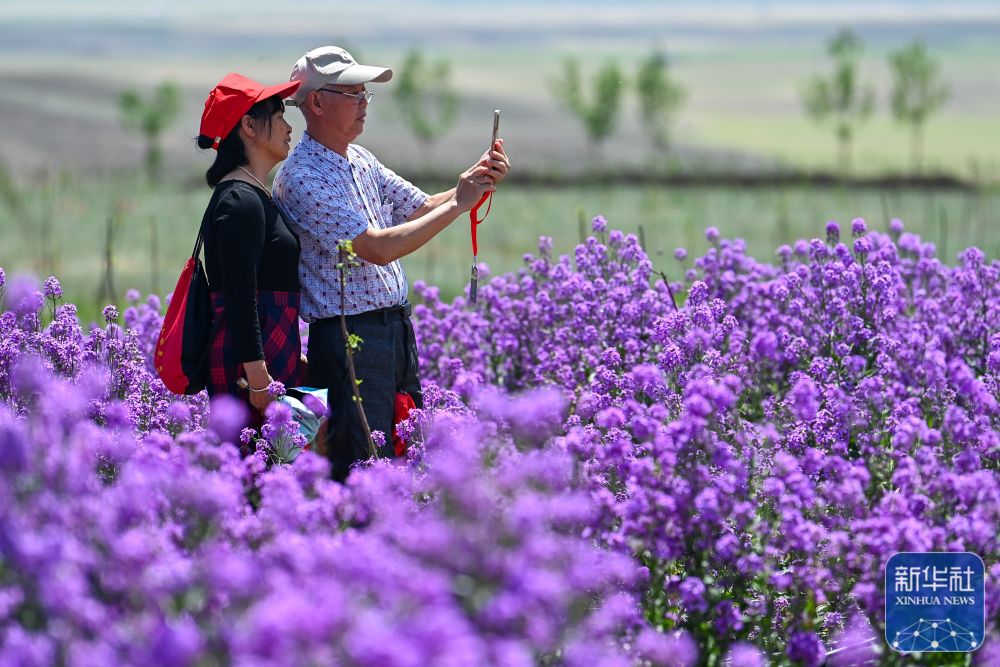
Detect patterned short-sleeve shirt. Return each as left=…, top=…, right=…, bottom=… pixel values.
left=273, top=133, right=428, bottom=320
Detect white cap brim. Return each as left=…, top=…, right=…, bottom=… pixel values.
left=336, top=64, right=393, bottom=85
left=288, top=64, right=392, bottom=106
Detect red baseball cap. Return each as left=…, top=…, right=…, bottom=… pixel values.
left=200, top=73, right=301, bottom=150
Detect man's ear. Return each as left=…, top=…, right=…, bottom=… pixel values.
left=308, top=90, right=323, bottom=115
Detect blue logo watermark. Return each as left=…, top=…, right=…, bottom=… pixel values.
left=885, top=552, right=985, bottom=653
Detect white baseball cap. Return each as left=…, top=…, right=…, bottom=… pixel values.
left=287, top=46, right=392, bottom=106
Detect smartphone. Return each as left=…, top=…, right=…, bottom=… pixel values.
left=490, top=109, right=500, bottom=153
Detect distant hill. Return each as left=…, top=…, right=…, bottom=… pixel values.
left=0, top=0, right=997, bottom=178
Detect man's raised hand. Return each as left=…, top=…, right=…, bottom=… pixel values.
left=480, top=138, right=510, bottom=186
left=455, top=163, right=495, bottom=211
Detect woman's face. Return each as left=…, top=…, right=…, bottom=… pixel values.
left=262, top=110, right=293, bottom=162
left=245, top=109, right=293, bottom=164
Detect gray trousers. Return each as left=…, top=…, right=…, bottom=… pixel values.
left=307, top=304, right=422, bottom=481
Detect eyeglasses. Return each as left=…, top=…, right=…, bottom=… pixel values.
left=317, top=88, right=374, bottom=105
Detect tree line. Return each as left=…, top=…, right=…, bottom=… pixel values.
left=549, top=28, right=948, bottom=175
left=118, top=31, right=949, bottom=181
left=803, top=28, right=948, bottom=175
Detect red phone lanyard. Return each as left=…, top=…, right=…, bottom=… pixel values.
left=469, top=190, right=492, bottom=303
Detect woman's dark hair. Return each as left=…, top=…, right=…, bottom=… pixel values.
left=197, top=94, right=285, bottom=187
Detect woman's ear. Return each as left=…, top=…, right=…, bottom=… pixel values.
left=240, top=114, right=256, bottom=139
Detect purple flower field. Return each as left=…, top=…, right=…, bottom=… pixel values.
left=0, top=217, right=998, bottom=666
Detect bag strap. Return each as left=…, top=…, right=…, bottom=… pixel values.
left=192, top=185, right=225, bottom=261
left=187, top=204, right=220, bottom=392
left=191, top=210, right=210, bottom=261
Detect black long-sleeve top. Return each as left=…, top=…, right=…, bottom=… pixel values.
left=202, top=180, right=300, bottom=363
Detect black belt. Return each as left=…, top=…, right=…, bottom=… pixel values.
left=313, top=302, right=412, bottom=327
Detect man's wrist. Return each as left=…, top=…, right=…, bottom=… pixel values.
left=446, top=195, right=471, bottom=216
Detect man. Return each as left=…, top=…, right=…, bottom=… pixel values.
left=274, top=45, right=510, bottom=480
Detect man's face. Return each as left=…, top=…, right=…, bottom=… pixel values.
left=311, top=83, right=370, bottom=142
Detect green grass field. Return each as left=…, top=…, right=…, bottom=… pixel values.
left=2, top=173, right=997, bottom=323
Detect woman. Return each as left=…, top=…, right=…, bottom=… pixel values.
left=196, top=73, right=303, bottom=425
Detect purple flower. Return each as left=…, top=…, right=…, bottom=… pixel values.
left=208, top=394, right=249, bottom=442
left=853, top=237, right=871, bottom=256
left=0, top=266, right=5, bottom=289
left=591, top=215, right=607, bottom=232
left=825, top=220, right=840, bottom=244
left=851, top=217, right=867, bottom=236
left=104, top=400, right=131, bottom=430
left=595, top=407, right=626, bottom=429
left=751, top=331, right=778, bottom=361
left=789, top=376, right=820, bottom=421
left=263, top=400, right=295, bottom=429
left=974, top=639, right=1000, bottom=666
left=678, top=576, right=708, bottom=613
left=266, top=380, right=286, bottom=398
left=988, top=350, right=1000, bottom=374
left=687, top=280, right=709, bottom=306
left=960, top=246, right=985, bottom=270
left=635, top=629, right=698, bottom=667
left=103, top=305, right=119, bottom=323
left=809, top=238, right=826, bottom=260
left=0, top=411, right=28, bottom=475
left=828, top=615, right=879, bottom=666
left=146, top=617, right=202, bottom=667
left=890, top=217, right=904, bottom=235
left=125, top=289, right=141, bottom=302
left=787, top=631, right=825, bottom=667
left=300, top=392, right=328, bottom=418
left=713, top=600, right=744, bottom=634
left=674, top=247, right=688, bottom=261
left=166, top=401, right=191, bottom=424
left=538, top=235, right=554, bottom=255
left=8, top=274, right=42, bottom=315
left=600, top=347, right=622, bottom=368
left=726, top=642, right=767, bottom=667
left=705, top=226, right=720, bottom=243
left=43, top=276, right=62, bottom=299
left=715, top=533, right=740, bottom=562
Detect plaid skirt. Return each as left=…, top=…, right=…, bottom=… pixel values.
left=207, top=290, right=304, bottom=420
